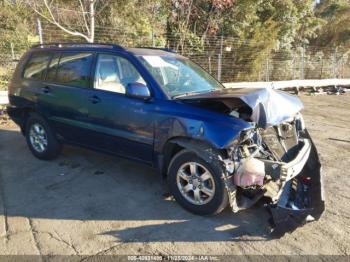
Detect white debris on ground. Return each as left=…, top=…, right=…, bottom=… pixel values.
left=223, top=78, right=350, bottom=89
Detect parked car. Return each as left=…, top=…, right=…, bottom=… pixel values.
left=7, top=43, right=324, bottom=236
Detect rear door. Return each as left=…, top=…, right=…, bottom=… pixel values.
left=21, top=51, right=53, bottom=109
left=38, top=51, right=95, bottom=144
left=85, top=53, right=155, bottom=163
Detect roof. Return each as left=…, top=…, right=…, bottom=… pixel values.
left=127, top=47, right=177, bottom=56
left=30, top=43, right=181, bottom=57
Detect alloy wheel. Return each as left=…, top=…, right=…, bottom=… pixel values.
left=176, top=162, right=216, bottom=205
left=29, top=123, right=48, bottom=153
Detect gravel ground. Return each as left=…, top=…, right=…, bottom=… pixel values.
left=0, top=94, right=349, bottom=256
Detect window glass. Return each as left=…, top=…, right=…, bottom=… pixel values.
left=138, top=55, right=223, bottom=98
left=23, top=52, right=52, bottom=80
left=94, top=54, right=145, bottom=94
left=46, top=53, right=60, bottom=81
left=56, top=52, right=93, bottom=88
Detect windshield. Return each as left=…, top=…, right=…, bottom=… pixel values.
left=137, top=55, right=224, bottom=98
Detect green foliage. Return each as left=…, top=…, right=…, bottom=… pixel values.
left=95, top=0, right=169, bottom=46
left=313, top=0, right=350, bottom=48
left=0, top=0, right=349, bottom=86
left=165, top=0, right=324, bottom=80
left=0, top=1, right=37, bottom=90
left=0, top=1, right=35, bottom=52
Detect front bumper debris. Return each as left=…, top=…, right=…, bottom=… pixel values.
left=265, top=136, right=325, bottom=237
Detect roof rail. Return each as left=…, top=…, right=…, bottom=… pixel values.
left=137, top=47, right=176, bottom=53
left=31, top=42, right=125, bottom=50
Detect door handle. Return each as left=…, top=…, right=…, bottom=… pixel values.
left=88, top=95, right=101, bottom=104
left=42, top=86, right=51, bottom=94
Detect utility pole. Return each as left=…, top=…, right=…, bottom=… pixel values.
left=10, top=43, right=15, bottom=60
left=333, top=47, right=337, bottom=78
left=265, top=56, right=270, bottom=82
left=292, top=56, right=295, bottom=80
left=208, top=56, right=212, bottom=74
left=151, top=29, right=155, bottom=47
left=301, top=46, right=305, bottom=79
left=37, top=18, right=43, bottom=44
left=217, top=35, right=223, bottom=81
left=291, top=49, right=296, bottom=80
left=217, top=53, right=222, bottom=81
left=89, top=0, right=95, bottom=43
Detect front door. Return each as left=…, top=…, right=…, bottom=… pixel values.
left=85, top=53, right=155, bottom=164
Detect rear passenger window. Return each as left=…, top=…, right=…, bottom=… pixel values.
left=55, top=52, right=93, bottom=88
left=23, top=52, right=51, bottom=80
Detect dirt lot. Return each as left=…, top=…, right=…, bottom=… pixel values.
left=0, top=94, right=349, bottom=256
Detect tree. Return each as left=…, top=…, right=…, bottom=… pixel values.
left=313, top=0, right=350, bottom=48
left=0, top=1, right=36, bottom=89
left=97, top=0, right=169, bottom=46
left=0, top=1, right=34, bottom=49
left=26, top=0, right=110, bottom=43
left=166, top=0, right=235, bottom=53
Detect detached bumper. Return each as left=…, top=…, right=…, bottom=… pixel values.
left=265, top=135, right=325, bottom=237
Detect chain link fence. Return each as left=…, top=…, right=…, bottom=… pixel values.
left=0, top=50, right=19, bottom=91
left=1, top=24, right=350, bottom=90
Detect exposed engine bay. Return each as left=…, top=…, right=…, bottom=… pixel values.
left=225, top=117, right=324, bottom=236
left=229, top=115, right=305, bottom=207
left=178, top=88, right=325, bottom=236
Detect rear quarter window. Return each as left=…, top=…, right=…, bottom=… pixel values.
left=23, top=52, right=52, bottom=80
left=55, top=52, right=93, bottom=88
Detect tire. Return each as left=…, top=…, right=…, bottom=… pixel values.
left=25, top=113, right=62, bottom=160
left=168, top=149, right=228, bottom=215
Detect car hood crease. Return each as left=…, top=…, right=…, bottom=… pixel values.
left=178, top=87, right=304, bottom=128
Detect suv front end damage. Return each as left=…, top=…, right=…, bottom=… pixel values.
left=225, top=118, right=325, bottom=237
left=178, top=87, right=324, bottom=236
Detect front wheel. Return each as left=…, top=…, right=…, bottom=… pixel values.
left=168, top=150, right=228, bottom=215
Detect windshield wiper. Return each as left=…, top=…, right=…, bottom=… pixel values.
left=172, top=92, right=200, bottom=99
left=172, top=89, right=216, bottom=99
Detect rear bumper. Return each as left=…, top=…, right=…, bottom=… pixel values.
left=265, top=134, right=325, bottom=237
left=6, top=105, right=24, bottom=127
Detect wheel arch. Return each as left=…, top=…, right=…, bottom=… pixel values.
left=8, top=106, right=37, bottom=135
left=159, top=136, right=228, bottom=179
left=21, top=107, right=41, bottom=134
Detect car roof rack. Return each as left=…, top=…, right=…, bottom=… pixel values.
left=136, top=47, right=176, bottom=53
left=31, top=42, right=125, bottom=50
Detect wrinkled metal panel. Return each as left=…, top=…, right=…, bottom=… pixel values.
left=238, top=88, right=304, bottom=128
left=178, top=87, right=304, bottom=128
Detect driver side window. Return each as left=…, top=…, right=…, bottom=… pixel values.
left=94, top=54, right=146, bottom=94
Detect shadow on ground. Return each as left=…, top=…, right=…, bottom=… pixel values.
left=0, top=128, right=273, bottom=242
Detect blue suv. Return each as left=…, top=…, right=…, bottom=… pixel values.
left=7, top=43, right=324, bottom=235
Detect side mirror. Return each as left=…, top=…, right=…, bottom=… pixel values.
left=126, top=82, right=151, bottom=100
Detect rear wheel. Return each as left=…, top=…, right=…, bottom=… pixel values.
left=25, top=113, right=61, bottom=160
left=168, top=150, right=228, bottom=215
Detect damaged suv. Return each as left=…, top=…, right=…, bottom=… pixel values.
left=7, top=43, right=324, bottom=235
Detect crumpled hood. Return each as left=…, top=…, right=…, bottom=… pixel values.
left=178, top=87, right=304, bottom=128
